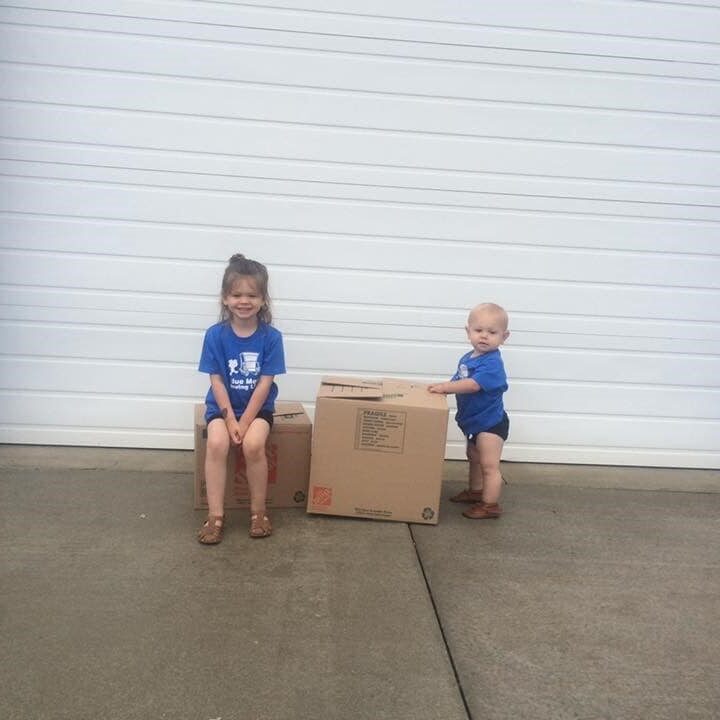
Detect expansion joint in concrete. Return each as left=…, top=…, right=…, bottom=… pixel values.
left=408, top=523, right=473, bottom=720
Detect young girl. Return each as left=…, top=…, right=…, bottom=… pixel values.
left=197, top=254, right=286, bottom=543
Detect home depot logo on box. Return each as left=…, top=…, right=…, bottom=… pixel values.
left=311, top=486, right=333, bottom=507
left=193, top=402, right=312, bottom=510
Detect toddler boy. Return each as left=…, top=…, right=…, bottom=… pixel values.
left=429, top=303, right=510, bottom=519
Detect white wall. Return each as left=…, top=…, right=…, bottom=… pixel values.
left=1, top=1, right=719, bottom=467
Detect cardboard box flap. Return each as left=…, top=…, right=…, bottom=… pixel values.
left=195, top=402, right=309, bottom=425
left=273, top=402, right=306, bottom=418
left=319, top=376, right=384, bottom=399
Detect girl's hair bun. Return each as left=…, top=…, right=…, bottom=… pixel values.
left=229, top=253, right=246, bottom=263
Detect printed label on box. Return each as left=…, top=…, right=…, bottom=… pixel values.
left=354, top=408, right=406, bottom=453
left=354, top=506, right=393, bottom=518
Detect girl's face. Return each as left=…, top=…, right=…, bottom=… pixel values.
left=222, top=276, right=264, bottom=327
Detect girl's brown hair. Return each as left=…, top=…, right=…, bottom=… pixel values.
left=219, top=253, right=272, bottom=324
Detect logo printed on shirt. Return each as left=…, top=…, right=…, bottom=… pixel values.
left=459, top=363, right=469, bottom=379
left=239, top=352, right=260, bottom=376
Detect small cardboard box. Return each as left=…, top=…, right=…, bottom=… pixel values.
left=194, top=402, right=312, bottom=509
left=306, top=377, right=448, bottom=524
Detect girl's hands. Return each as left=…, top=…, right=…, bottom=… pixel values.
left=225, top=416, right=244, bottom=445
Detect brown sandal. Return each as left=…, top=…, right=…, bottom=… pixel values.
left=198, top=514, right=225, bottom=544
left=463, top=502, right=502, bottom=520
left=249, top=513, right=272, bottom=538
left=449, top=488, right=484, bottom=504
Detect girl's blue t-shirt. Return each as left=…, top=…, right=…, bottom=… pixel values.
left=453, top=349, right=508, bottom=437
left=198, top=321, right=286, bottom=421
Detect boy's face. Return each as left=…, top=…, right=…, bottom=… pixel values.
left=466, top=309, right=509, bottom=356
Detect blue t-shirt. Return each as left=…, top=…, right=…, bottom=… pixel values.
left=453, top=349, right=508, bottom=437
left=198, top=322, right=286, bottom=422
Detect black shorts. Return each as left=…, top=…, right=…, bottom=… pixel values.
left=467, top=412, right=509, bottom=444
left=206, top=408, right=274, bottom=429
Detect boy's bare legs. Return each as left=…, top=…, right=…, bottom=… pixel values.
left=477, top=431, right=504, bottom=504
left=242, top=418, right=271, bottom=515
left=451, top=438, right=484, bottom=502
left=205, top=419, right=230, bottom=517
left=467, top=440, right=484, bottom=494
left=463, top=432, right=504, bottom=519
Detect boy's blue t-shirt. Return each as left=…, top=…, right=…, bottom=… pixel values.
left=199, top=322, right=286, bottom=421
left=453, top=349, right=508, bottom=437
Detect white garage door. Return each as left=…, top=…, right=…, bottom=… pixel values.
left=1, top=1, right=719, bottom=468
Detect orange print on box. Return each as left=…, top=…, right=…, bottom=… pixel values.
left=312, top=486, right=333, bottom=507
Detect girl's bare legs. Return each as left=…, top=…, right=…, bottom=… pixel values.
left=205, top=418, right=230, bottom=518
left=197, top=418, right=230, bottom=542
left=241, top=418, right=271, bottom=515
left=476, top=431, right=505, bottom=505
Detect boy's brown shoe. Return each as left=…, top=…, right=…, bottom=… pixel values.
left=463, top=502, right=502, bottom=519
left=449, top=489, right=484, bottom=503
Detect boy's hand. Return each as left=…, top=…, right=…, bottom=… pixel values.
left=429, top=379, right=480, bottom=395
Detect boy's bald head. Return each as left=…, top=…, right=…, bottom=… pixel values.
left=467, top=303, right=509, bottom=331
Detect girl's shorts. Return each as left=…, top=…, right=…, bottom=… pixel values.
left=467, top=412, right=509, bottom=445
left=206, top=408, right=274, bottom=429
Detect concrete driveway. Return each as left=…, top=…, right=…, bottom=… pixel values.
left=1, top=448, right=718, bottom=720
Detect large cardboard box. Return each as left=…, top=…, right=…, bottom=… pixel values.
left=306, top=377, right=448, bottom=524
left=194, top=402, right=312, bottom=509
